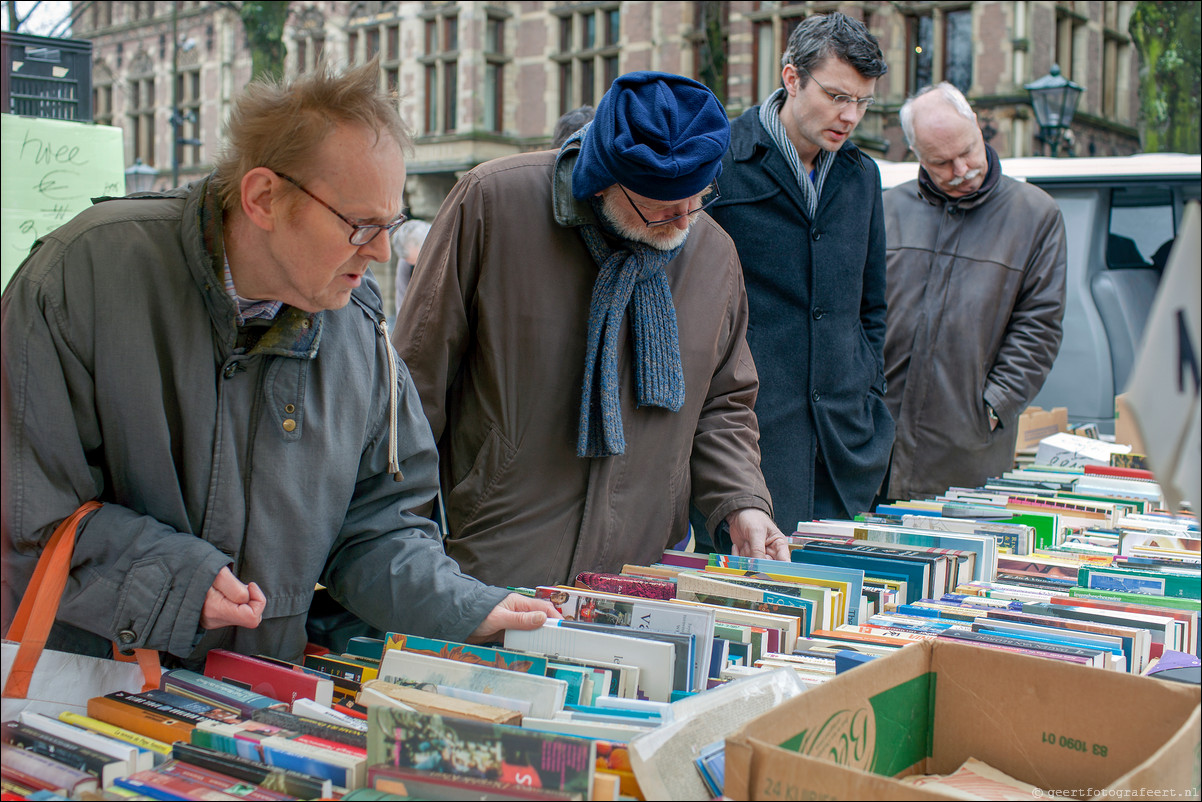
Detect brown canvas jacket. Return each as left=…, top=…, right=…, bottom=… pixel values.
left=393, top=147, right=772, bottom=588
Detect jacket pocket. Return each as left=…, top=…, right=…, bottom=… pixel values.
left=448, top=425, right=517, bottom=523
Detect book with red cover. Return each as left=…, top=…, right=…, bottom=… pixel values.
left=368, top=764, right=582, bottom=800
left=574, top=571, right=676, bottom=600
left=155, top=759, right=295, bottom=801
left=203, top=649, right=335, bottom=708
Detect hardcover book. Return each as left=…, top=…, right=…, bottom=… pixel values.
left=0, top=742, right=100, bottom=796
left=573, top=572, right=676, bottom=600
left=18, top=710, right=150, bottom=773
left=356, top=678, right=523, bottom=725
left=377, top=648, right=568, bottom=718
left=383, top=632, right=549, bottom=676
left=1, top=718, right=131, bottom=786
left=367, top=764, right=582, bottom=800
left=367, top=706, right=595, bottom=797
left=161, top=669, right=288, bottom=718
left=204, top=649, right=335, bottom=707
left=86, top=693, right=196, bottom=744
left=172, top=741, right=333, bottom=799
left=58, top=711, right=174, bottom=765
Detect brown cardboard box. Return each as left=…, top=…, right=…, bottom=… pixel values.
left=1015, top=406, right=1069, bottom=453
left=725, top=640, right=1200, bottom=800
left=1114, top=393, right=1147, bottom=454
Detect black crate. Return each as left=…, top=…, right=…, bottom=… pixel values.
left=2, top=31, right=93, bottom=121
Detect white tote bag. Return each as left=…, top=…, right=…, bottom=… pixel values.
left=1, top=501, right=160, bottom=720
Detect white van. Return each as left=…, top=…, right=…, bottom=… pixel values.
left=876, top=154, right=1202, bottom=433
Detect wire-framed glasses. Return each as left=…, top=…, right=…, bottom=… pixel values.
left=800, top=66, right=876, bottom=109
left=275, top=172, right=408, bottom=246
left=616, top=182, right=721, bottom=228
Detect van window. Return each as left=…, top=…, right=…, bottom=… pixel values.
left=1106, top=186, right=1174, bottom=270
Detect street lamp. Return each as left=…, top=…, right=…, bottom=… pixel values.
left=1024, top=64, right=1084, bottom=157
left=124, top=158, right=158, bottom=194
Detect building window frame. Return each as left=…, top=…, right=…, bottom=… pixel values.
left=418, top=5, right=461, bottom=135
left=551, top=3, right=621, bottom=115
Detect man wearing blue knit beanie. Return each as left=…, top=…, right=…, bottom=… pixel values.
left=394, top=71, right=788, bottom=590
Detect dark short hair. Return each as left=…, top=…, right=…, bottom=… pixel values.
left=782, top=12, right=888, bottom=86
left=552, top=105, right=595, bottom=148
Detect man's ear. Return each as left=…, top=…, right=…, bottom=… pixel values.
left=240, top=167, right=283, bottom=232
left=781, top=63, right=800, bottom=97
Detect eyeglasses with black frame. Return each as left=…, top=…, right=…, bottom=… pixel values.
left=616, top=182, right=721, bottom=228
left=274, top=171, right=408, bottom=246
left=799, top=66, right=876, bottom=109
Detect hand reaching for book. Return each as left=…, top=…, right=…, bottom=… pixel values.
left=726, top=508, right=790, bottom=561
left=200, top=566, right=267, bottom=630
left=466, top=592, right=563, bottom=644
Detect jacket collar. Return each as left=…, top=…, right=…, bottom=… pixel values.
left=190, top=176, right=324, bottom=359
left=915, top=142, right=1001, bottom=212
left=728, top=106, right=868, bottom=220
left=552, top=136, right=599, bottom=228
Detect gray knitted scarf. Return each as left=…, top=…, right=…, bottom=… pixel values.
left=759, top=88, right=835, bottom=218
left=576, top=218, right=686, bottom=458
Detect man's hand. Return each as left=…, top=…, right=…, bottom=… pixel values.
left=726, top=508, right=790, bottom=561
left=200, top=566, right=266, bottom=630
left=467, top=593, right=562, bottom=644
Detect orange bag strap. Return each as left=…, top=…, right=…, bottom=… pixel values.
left=3, top=501, right=159, bottom=697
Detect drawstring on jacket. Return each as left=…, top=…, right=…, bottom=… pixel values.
left=377, top=317, right=404, bottom=482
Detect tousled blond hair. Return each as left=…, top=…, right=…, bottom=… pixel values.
left=212, top=59, right=412, bottom=211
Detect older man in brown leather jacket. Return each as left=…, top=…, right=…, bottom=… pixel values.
left=883, top=82, right=1067, bottom=500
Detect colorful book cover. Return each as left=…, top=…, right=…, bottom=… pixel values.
left=383, top=632, right=548, bottom=676
left=573, top=572, right=676, bottom=600
left=367, top=707, right=595, bottom=797
left=161, top=670, right=286, bottom=718
left=532, top=585, right=716, bottom=692
left=171, top=741, right=333, bottom=799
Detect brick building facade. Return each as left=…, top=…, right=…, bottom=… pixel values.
left=72, top=0, right=1143, bottom=301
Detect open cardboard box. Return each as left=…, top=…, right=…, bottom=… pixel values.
left=1015, top=406, right=1069, bottom=454
left=725, top=640, right=1200, bottom=800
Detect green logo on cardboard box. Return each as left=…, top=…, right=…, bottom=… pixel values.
left=779, top=672, right=936, bottom=778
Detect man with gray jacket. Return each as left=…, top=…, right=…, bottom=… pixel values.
left=883, top=82, right=1067, bottom=499
left=1, top=62, right=554, bottom=667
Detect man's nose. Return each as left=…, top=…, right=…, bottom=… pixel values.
left=360, top=231, right=392, bottom=262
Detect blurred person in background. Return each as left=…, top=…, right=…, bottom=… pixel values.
left=393, top=218, right=432, bottom=316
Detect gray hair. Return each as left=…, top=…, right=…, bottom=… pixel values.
left=393, top=219, right=431, bottom=257
left=899, top=82, right=976, bottom=156
left=552, top=105, right=595, bottom=148
left=781, top=13, right=887, bottom=85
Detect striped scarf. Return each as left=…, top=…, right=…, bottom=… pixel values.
left=576, top=222, right=686, bottom=458
left=759, top=88, right=835, bottom=218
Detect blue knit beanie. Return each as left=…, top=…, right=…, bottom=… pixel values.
left=572, top=71, right=730, bottom=202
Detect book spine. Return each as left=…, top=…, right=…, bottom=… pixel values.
left=250, top=709, right=366, bottom=748
left=109, top=690, right=234, bottom=725
left=171, top=742, right=331, bottom=800
left=156, top=760, right=294, bottom=801
left=0, top=720, right=121, bottom=782
left=86, top=695, right=194, bottom=744
left=59, top=711, right=174, bottom=762
left=0, top=742, right=99, bottom=795
left=162, top=670, right=285, bottom=718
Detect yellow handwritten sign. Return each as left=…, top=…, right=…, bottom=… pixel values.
left=1, top=113, right=125, bottom=292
